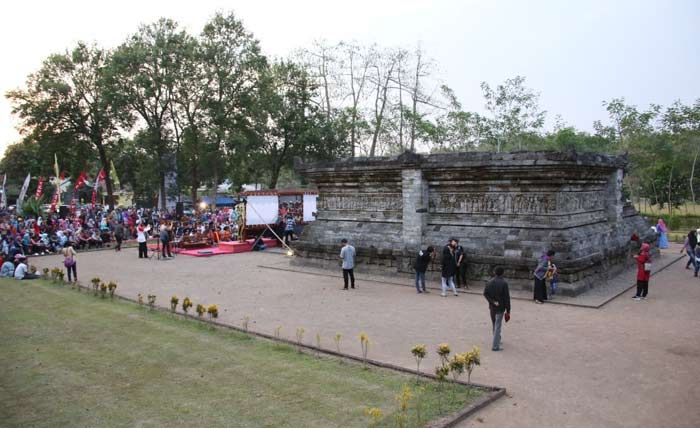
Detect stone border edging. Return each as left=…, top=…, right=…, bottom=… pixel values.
left=58, top=280, right=506, bottom=427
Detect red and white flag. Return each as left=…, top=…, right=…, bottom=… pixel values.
left=92, top=169, right=106, bottom=208
left=35, top=177, right=44, bottom=199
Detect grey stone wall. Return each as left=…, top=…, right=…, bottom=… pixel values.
left=293, top=151, right=655, bottom=296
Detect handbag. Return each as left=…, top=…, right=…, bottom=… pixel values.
left=64, top=255, right=75, bottom=268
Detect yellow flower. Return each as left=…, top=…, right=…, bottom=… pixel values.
left=411, top=344, right=427, bottom=358
left=437, top=343, right=451, bottom=357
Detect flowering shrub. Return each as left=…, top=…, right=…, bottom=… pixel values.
left=364, top=407, right=383, bottom=427
left=181, top=297, right=192, bottom=313
left=147, top=294, right=156, bottom=308
left=295, top=327, right=305, bottom=351
left=91, top=277, right=101, bottom=295
left=437, top=343, right=451, bottom=365
left=99, top=282, right=107, bottom=298
left=107, top=282, right=117, bottom=298
left=196, top=304, right=206, bottom=317
left=242, top=315, right=250, bottom=331
left=137, top=294, right=144, bottom=305
left=359, top=332, right=370, bottom=367
left=411, top=344, right=427, bottom=374
left=41, top=268, right=49, bottom=279
left=395, top=384, right=412, bottom=428
left=464, top=346, right=481, bottom=384
left=274, top=325, right=282, bottom=340
left=334, top=333, right=342, bottom=353
left=170, top=296, right=179, bottom=312
left=207, top=304, right=218, bottom=319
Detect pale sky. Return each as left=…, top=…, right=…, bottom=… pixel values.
left=1, top=0, right=698, bottom=155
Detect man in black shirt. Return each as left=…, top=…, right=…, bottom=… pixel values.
left=483, top=266, right=511, bottom=351
left=414, top=246, right=434, bottom=293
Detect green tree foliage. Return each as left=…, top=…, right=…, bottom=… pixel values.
left=6, top=42, right=118, bottom=207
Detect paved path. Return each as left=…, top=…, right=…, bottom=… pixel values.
left=32, top=247, right=700, bottom=428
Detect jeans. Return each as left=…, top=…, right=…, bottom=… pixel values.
left=441, top=276, right=457, bottom=295
left=687, top=249, right=697, bottom=269
left=66, top=263, right=77, bottom=282
left=490, top=308, right=504, bottom=350
left=343, top=268, right=355, bottom=289
left=415, top=271, right=426, bottom=292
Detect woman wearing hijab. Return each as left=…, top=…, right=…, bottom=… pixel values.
left=633, top=243, right=652, bottom=300
left=656, top=218, right=669, bottom=249
left=533, top=250, right=555, bottom=304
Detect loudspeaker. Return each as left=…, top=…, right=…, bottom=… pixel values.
left=176, top=202, right=184, bottom=218
left=59, top=205, right=69, bottom=219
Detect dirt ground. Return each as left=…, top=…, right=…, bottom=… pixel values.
left=32, top=246, right=700, bottom=428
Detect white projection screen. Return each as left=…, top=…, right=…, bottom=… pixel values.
left=246, top=195, right=279, bottom=225
left=303, top=194, right=317, bottom=222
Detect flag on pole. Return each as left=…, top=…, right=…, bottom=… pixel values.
left=92, top=169, right=105, bottom=208
left=109, top=160, right=120, bottom=190
left=35, top=177, right=45, bottom=199
left=1, top=174, right=6, bottom=209
left=17, top=173, right=31, bottom=207
left=50, top=172, right=64, bottom=212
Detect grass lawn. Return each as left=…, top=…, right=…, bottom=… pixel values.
left=0, top=279, right=482, bottom=428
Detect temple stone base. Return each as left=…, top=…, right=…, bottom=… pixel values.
left=292, top=151, right=656, bottom=297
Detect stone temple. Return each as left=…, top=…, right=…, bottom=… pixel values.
left=293, top=151, right=654, bottom=296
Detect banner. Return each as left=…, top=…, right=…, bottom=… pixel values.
left=70, top=172, right=88, bottom=213
left=1, top=174, right=6, bottom=209
left=92, top=169, right=105, bottom=208
left=109, top=160, right=120, bottom=190
left=17, top=173, right=31, bottom=208
left=35, top=177, right=44, bottom=199
left=50, top=172, right=64, bottom=213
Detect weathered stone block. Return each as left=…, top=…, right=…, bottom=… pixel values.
left=293, top=151, right=655, bottom=296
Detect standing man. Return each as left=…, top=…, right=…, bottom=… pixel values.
left=414, top=246, right=434, bottom=294
left=483, top=266, right=511, bottom=352
left=136, top=221, right=150, bottom=259
left=340, top=238, right=356, bottom=290
left=113, top=221, right=124, bottom=252
left=441, top=238, right=459, bottom=297
left=455, top=239, right=468, bottom=289
left=160, top=224, right=173, bottom=259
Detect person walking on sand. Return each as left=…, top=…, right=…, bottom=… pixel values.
left=483, top=267, right=511, bottom=351
left=633, top=243, right=652, bottom=300
left=681, top=230, right=697, bottom=271
left=340, top=238, right=356, bottom=290
left=441, top=238, right=459, bottom=297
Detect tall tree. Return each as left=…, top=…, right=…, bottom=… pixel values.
left=105, top=18, right=187, bottom=209
left=200, top=11, right=266, bottom=196
left=7, top=42, right=119, bottom=208
left=480, top=76, right=546, bottom=152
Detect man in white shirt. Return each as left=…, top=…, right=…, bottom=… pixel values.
left=14, top=255, right=38, bottom=280
left=137, top=221, right=151, bottom=259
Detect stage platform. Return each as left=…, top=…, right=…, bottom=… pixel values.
left=148, top=238, right=279, bottom=258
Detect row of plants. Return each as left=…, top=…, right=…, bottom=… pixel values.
left=363, top=344, right=481, bottom=427
left=166, top=295, right=218, bottom=319
left=41, top=268, right=118, bottom=299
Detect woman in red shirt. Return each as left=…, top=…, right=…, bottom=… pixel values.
left=633, top=243, right=651, bottom=300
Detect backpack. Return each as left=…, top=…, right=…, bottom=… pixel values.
left=64, top=254, right=75, bottom=268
